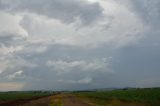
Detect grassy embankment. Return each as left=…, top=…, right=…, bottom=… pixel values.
left=75, top=88, right=160, bottom=106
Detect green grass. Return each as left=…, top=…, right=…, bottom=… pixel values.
left=74, top=88, right=160, bottom=106
left=0, top=91, right=52, bottom=101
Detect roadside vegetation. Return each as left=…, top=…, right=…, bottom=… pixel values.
left=74, top=88, right=160, bottom=106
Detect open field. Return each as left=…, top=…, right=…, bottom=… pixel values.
left=74, top=88, right=160, bottom=106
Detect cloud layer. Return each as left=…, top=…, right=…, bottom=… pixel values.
left=0, top=0, right=103, bottom=25
left=0, top=0, right=160, bottom=91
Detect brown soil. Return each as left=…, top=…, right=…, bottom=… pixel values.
left=62, top=94, right=93, bottom=106
left=20, top=96, right=51, bottom=106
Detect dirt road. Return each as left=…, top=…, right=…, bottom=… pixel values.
left=0, top=94, right=93, bottom=106
left=62, top=95, right=93, bottom=106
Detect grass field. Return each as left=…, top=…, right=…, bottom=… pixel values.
left=75, top=88, right=160, bottom=106
left=0, top=91, right=53, bottom=101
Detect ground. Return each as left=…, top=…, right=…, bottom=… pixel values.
left=0, top=94, right=93, bottom=106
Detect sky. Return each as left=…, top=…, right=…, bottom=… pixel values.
left=0, top=0, right=160, bottom=91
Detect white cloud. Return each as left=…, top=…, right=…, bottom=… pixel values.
left=46, top=58, right=112, bottom=74
left=0, top=45, right=23, bottom=55
left=87, top=0, right=98, bottom=3
left=78, top=77, right=93, bottom=84
left=0, top=11, right=28, bottom=37
left=0, top=70, right=2, bottom=74
left=6, top=70, right=23, bottom=80
left=58, top=77, right=93, bottom=84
